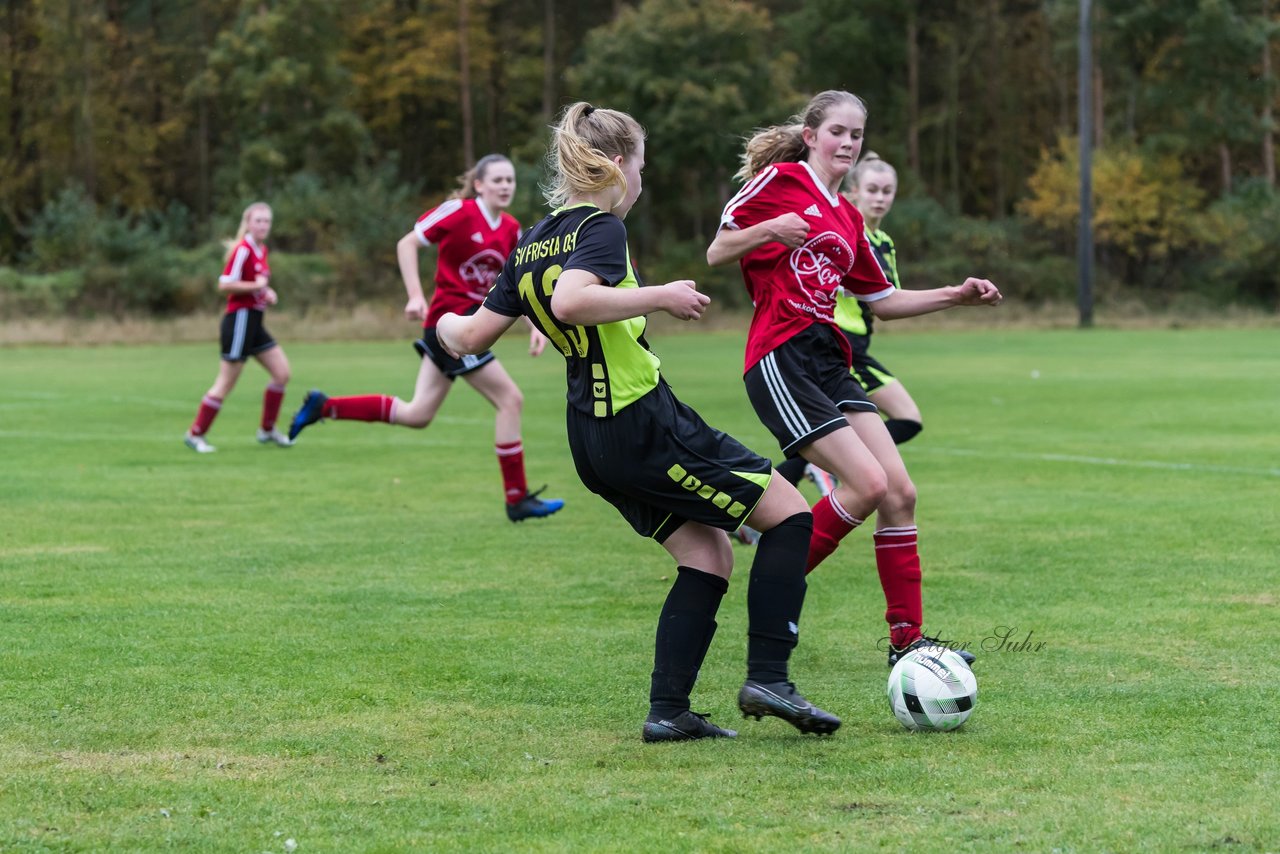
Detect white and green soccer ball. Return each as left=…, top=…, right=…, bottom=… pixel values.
left=887, top=646, right=977, bottom=732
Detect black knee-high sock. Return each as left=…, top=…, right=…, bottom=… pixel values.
left=746, top=512, right=813, bottom=683
left=774, top=456, right=808, bottom=486
left=885, top=419, right=922, bottom=445
left=649, top=566, right=728, bottom=717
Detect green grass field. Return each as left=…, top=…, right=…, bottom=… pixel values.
left=2, top=326, right=1277, bottom=852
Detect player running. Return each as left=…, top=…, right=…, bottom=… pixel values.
left=287, top=154, right=564, bottom=522
left=438, top=102, right=840, bottom=742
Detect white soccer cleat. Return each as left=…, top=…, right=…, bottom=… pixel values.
left=804, top=463, right=837, bottom=497
left=184, top=433, right=217, bottom=453
left=256, top=428, right=293, bottom=447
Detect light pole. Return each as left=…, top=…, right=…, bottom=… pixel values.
left=1078, top=0, right=1095, bottom=328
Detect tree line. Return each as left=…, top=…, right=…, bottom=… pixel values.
left=2, top=0, right=1278, bottom=316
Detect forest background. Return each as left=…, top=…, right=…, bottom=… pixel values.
left=3, top=0, right=1279, bottom=323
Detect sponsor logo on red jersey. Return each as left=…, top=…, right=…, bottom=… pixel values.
left=459, top=249, right=507, bottom=299
left=789, top=230, right=854, bottom=313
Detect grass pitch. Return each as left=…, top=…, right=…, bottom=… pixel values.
left=1, top=325, right=1277, bottom=852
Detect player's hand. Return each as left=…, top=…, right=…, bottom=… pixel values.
left=953, top=278, right=1003, bottom=306
left=262, top=287, right=279, bottom=306
left=404, top=296, right=427, bottom=321
left=661, top=280, right=711, bottom=321
left=765, top=213, right=810, bottom=249
left=528, top=327, right=548, bottom=357
left=255, top=274, right=270, bottom=287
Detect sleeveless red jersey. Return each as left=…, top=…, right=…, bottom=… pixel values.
left=220, top=235, right=271, bottom=313
left=719, top=161, right=894, bottom=373
left=413, top=197, right=521, bottom=329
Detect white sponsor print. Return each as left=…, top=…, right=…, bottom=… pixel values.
left=803, top=203, right=821, bottom=217
left=459, top=248, right=506, bottom=299
left=788, top=230, right=853, bottom=314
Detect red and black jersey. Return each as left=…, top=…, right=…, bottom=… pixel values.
left=220, top=235, right=271, bottom=313
left=413, top=197, right=521, bottom=329
left=719, top=161, right=894, bottom=373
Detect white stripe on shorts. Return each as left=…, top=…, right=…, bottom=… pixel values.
left=228, top=308, right=248, bottom=360
left=761, top=351, right=810, bottom=441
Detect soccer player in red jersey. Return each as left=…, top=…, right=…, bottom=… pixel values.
left=184, top=202, right=294, bottom=453
left=708, top=90, right=1001, bottom=666
left=773, top=152, right=919, bottom=492
left=287, top=155, right=564, bottom=522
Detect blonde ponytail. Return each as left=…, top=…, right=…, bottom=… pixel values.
left=544, top=102, right=645, bottom=209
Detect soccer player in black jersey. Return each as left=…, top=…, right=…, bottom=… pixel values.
left=437, top=102, right=840, bottom=743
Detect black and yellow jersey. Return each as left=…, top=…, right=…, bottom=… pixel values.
left=833, top=227, right=899, bottom=338
left=484, top=203, right=661, bottom=418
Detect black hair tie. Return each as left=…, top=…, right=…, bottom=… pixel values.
left=583, top=105, right=596, bottom=117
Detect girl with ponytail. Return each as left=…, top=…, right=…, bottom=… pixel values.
left=437, top=102, right=841, bottom=743
left=709, top=91, right=1001, bottom=667
left=286, top=154, right=564, bottom=523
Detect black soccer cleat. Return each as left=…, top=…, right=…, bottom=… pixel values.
left=288, top=390, right=329, bottom=441
left=642, top=710, right=737, bottom=743
left=506, top=486, right=565, bottom=522
left=737, top=680, right=841, bottom=735
left=888, top=635, right=977, bottom=669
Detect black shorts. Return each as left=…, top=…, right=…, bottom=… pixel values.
left=844, top=331, right=897, bottom=394
left=221, top=308, right=277, bottom=362
left=566, top=382, right=773, bottom=543
left=744, top=324, right=877, bottom=457
left=415, top=326, right=496, bottom=380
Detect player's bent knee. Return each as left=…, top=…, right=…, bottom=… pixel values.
left=396, top=409, right=432, bottom=429
left=885, top=480, right=918, bottom=515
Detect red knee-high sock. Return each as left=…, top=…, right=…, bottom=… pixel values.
left=261, top=383, right=285, bottom=431
left=323, top=394, right=395, bottom=422
left=805, top=492, right=864, bottom=573
left=874, top=525, right=924, bottom=648
left=190, top=395, right=222, bottom=436
left=496, top=440, right=528, bottom=503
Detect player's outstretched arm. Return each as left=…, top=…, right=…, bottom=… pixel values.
left=437, top=307, right=518, bottom=356
left=551, top=269, right=710, bottom=324
left=870, top=277, right=1002, bottom=321
left=706, top=213, right=809, bottom=266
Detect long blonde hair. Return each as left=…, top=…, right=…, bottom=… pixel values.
left=736, top=90, right=868, bottom=182
left=224, top=201, right=272, bottom=263
left=543, top=102, right=646, bottom=209
left=448, top=154, right=513, bottom=200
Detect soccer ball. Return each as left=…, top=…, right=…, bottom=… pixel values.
left=887, top=646, right=978, bottom=732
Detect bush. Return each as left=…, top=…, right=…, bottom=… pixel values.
left=263, top=163, right=420, bottom=297
left=1193, top=180, right=1280, bottom=309
left=0, top=267, right=88, bottom=314
left=16, top=185, right=210, bottom=315
left=887, top=197, right=1075, bottom=303
left=25, top=186, right=98, bottom=272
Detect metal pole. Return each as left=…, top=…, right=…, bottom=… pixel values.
left=1078, top=0, right=1095, bottom=328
